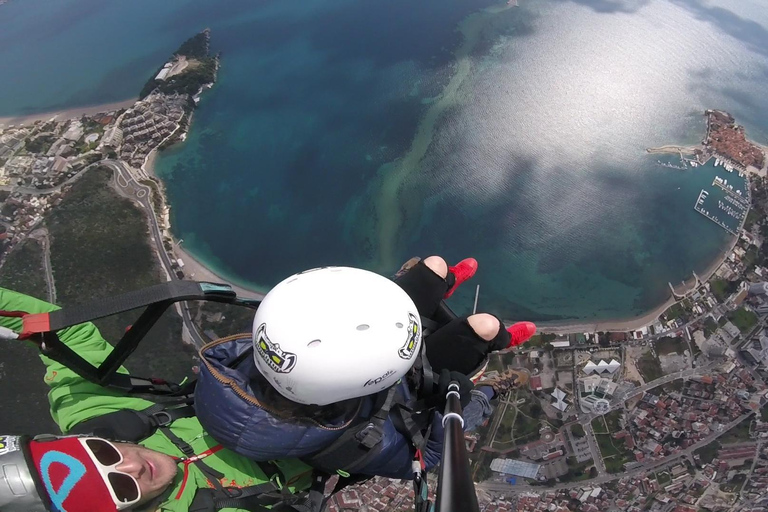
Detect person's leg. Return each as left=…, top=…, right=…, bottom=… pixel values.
left=425, top=314, right=536, bottom=375
left=394, top=255, right=478, bottom=317
left=394, top=257, right=450, bottom=318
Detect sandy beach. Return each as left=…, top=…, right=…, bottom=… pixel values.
left=0, top=98, right=138, bottom=129
left=534, top=236, right=734, bottom=334
left=173, top=243, right=266, bottom=300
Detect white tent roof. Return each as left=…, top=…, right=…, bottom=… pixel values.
left=606, top=359, right=621, bottom=372
left=583, top=361, right=598, bottom=374
left=551, top=388, right=566, bottom=400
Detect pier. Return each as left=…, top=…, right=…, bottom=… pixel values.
left=693, top=188, right=742, bottom=236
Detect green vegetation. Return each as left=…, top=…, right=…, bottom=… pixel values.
left=591, top=417, right=608, bottom=434
left=694, top=441, right=721, bottom=464
left=745, top=209, right=761, bottom=231
left=25, top=134, right=56, bottom=154
left=637, top=352, right=663, bottom=382
left=0, top=238, right=60, bottom=433
left=526, top=333, right=556, bottom=348
left=603, top=410, right=623, bottom=433
left=0, top=238, right=48, bottom=300
left=175, top=31, right=210, bottom=58
left=703, top=317, right=718, bottom=337
left=719, top=473, right=747, bottom=493
left=655, top=336, right=686, bottom=356
left=710, top=278, right=738, bottom=302
left=761, top=406, right=768, bottom=422
left=492, top=405, right=517, bottom=445
left=45, top=166, right=196, bottom=383
left=728, top=307, right=758, bottom=334
left=140, top=31, right=216, bottom=99
left=193, top=301, right=255, bottom=340
left=559, top=457, right=594, bottom=483
left=571, top=424, right=586, bottom=438
left=719, top=417, right=753, bottom=445
left=594, top=433, right=633, bottom=473
left=663, top=302, right=685, bottom=321
left=656, top=471, right=671, bottom=485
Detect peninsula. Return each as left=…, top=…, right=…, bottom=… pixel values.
left=647, top=110, right=768, bottom=176
left=0, top=29, right=219, bottom=273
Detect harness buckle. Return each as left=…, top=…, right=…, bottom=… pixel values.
left=149, top=411, right=174, bottom=427
left=354, top=422, right=383, bottom=449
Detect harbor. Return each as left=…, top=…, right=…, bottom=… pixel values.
left=693, top=173, right=749, bottom=236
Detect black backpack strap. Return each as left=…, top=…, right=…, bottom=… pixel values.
left=188, top=470, right=328, bottom=512
left=68, top=403, right=196, bottom=442
left=302, top=387, right=397, bottom=474
left=18, top=281, right=258, bottom=393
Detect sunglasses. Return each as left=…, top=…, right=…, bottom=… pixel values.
left=79, top=438, right=142, bottom=510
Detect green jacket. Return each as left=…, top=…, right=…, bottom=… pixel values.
left=0, top=288, right=312, bottom=512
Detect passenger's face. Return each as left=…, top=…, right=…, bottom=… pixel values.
left=115, top=443, right=178, bottom=506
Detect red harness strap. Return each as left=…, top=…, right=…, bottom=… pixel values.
left=0, top=310, right=50, bottom=341
left=173, top=445, right=225, bottom=499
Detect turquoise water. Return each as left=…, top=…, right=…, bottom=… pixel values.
left=2, top=0, right=767, bottom=322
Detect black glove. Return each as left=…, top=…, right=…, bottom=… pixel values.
left=436, top=369, right=474, bottom=409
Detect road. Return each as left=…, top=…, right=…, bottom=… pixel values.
left=478, top=411, right=754, bottom=495
left=583, top=421, right=605, bottom=476
left=102, top=159, right=206, bottom=348
left=28, top=228, right=56, bottom=303
left=579, top=361, right=721, bottom=425
left=0, top=154, right=103, bottom=195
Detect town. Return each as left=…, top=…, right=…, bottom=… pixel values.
left=1, top=65, right=768, bottom=512
left=324, top=120, right=768, bottom=511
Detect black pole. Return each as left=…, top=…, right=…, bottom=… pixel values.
left=435, top=382, right=481, bottom=512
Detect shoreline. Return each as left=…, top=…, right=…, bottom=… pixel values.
left=141, top=143, right=265, bottom=300
left=173, top=243, right=266, bottom=300
left=0, top=98, right=138, bottom=128
left=536, top=219, right=736, bottom=334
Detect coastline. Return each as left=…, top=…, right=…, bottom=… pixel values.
left=536, top=233, right=734, bottom=334
left=0, top=98, right=138, bottom=128
left=140, top=135, right=265, bottom=300
left=172, top=243, right=266, bottom=300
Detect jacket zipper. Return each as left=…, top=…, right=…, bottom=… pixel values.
left=199, top=335, right=360, bottom=431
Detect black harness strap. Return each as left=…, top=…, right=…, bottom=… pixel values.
left=17, top=281, right=259, bottom=393
left=69, top=402, right=197, bottom=442
left=302, top=387, right=398, bottom=474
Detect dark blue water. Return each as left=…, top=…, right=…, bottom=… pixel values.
left=2, top=0, right=767, bottom=322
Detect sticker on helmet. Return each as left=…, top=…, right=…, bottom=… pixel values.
left=364, top=369, right=395, bottom=387
left=0, top=436, right=19, bottom=456
left=397, top=313, right=421, bottom=360
left=254, top=323, right=297, bottom=373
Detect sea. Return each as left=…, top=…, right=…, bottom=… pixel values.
left=2, top=0, right=768, bottom=323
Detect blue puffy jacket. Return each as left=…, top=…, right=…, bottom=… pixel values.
left=195, top=335, right=445, bottom=479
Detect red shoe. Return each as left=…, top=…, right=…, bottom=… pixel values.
left=506, top=321, right=536, bottom=347
left=444, top=258, right=478, bottom=298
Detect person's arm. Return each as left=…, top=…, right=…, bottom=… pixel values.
left=0, top=288, right=154, bottom=432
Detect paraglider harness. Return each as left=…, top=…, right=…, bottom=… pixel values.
left=3, top=280, right=472, bottom=512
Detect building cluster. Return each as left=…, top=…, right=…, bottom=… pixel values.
left=0, top=126, right=28, bottom=171
left=115, top=92, right=187, bottom=168
left=0, top=192, right=63, bottom=255
left=0, top=115, right=120, bottom=260
left=704, top=110, right=765, bottom=172
left=615, top=363, right=765, bottom=468
left=325, top=476, right=434, bottom=512
left=514, top=487, right=611, bottom=512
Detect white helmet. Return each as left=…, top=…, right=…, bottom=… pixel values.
left=252, top=267, right=422, bottom=406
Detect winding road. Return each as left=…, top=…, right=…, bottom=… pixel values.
left=102, top=159, right=206, bottom=348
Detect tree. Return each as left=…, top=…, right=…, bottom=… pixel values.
left=474, top=464, right=493, bottom=483
left=571, top=424, right=586, bottom=438
left=589, top=467, right=598, bottom=478
left=530, top=403, right=542, bottom=419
